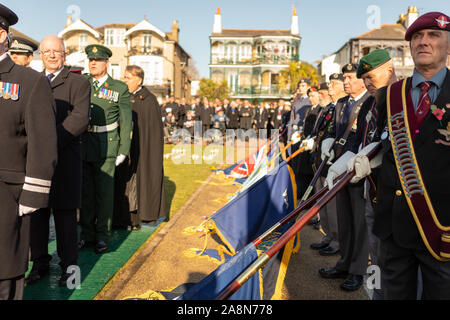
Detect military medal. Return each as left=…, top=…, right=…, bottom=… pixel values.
left=0, top=82, right=3, bottom=98
left=3, top=82, right=11, bottom=100
left=11, top=83, right=19, bottom=100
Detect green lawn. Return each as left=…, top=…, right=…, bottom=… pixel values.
left=163, top=143, right=225, bottom=218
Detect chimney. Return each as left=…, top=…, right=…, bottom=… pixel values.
left=171, top=20, right=179, bottom=42
left=291, top=8, right=299, bottom=35
left=405, top=6, right=419, bottom=28
left=213, top=8, right=222, bottom=34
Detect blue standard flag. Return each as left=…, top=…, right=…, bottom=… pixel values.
left=183, top=160, right=299, bottom=300
left=210, top=161, right=297, bottom=253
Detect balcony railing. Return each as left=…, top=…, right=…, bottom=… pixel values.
left=129, top=46, right=163, bottom=56
left=230, top=85, right=291, bottom=96
left=211, top=54, right=297, bottom=65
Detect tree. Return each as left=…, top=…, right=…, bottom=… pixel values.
left=197, top=78, right=230, bottom=100
left=188, top=58, right=200, bottom=80
left=279, top=61, right=320, bottom=94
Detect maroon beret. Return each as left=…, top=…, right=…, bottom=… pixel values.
left=405, top=12, right=450, bottom=41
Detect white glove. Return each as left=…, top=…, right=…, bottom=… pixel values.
left=347, top=142, right=382, bottom=184
left=115, top=154, right=126, bottom=166
left=321, top=138, right=335, bottom=162
left=291, top=131, right=301, bottom=144
left=300, top=138, right=315, bottom=151
left=19, top=204, right=38, bottom=216
left=325, top=151, right=355, bottom=190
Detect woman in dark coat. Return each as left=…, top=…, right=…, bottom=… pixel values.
left=114, top=65, right=166, bottom=229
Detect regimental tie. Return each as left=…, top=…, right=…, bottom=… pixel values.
left=415, top=81, right=433, bottom=127
left=93, top=79, right=100, bottom=91
left=47, top=73, right=55, bottom=82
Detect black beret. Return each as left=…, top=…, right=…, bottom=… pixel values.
left=329, top=73, right=344, bottom=82
left=297, top=78, right=311, bottom=87
left=307, top=86, right=318, bottom=95
left=342, top=63, right=358, bottom=74
left=318, top=82, right=329, bottom=91
left=0, top=4, right=18, bottom=31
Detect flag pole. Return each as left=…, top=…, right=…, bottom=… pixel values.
left=215, top=142, right=382, bottom=300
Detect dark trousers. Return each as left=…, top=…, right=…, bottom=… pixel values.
left=379, top=236, right=450, bottom=300
left=81, top=159, right=116, bottom=243
left=0, top=276, right=24, bottom=300
left=30, top=208, right=78, bottom=271
left=335, top=184, right=369, bottom=275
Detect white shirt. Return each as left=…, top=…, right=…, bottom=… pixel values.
left=350, top=90, right=367, bottom=103
left=132, top=86, right=143, bottom=95
left=92, top=74, right=109, bottom=88
left=45, top=67, right=64, bottom=81
left=0, top=52, right=9, bottom=62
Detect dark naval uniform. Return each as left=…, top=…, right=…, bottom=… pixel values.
left=0, top=4, right=57, bottom=300
left=29, top=66, right=90, bottom=283
left=0, top=55, right=57, bottom=298
left=80, top=45, right=132, bottom=252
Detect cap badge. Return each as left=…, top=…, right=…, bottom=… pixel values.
left=363, top=64, right=371, bottom=70
left=92, top=46, right=98, bottom=53
left=436, top=16, right=449, bottom=29
left=347, top=64, right=352, bottom=71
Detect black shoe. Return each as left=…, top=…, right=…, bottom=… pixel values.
left=319, top=267, right=348, bottom=279
left=310, top=241, right=329, bottom=250
left=95, top=240, right=108, bottom=254
left=340, top=274, right=363, bottom=291
left=58, top=271, right=71, bottom=287
left=319, top=246, right=340, bottom=256
left=25, top=266, right=49, bottom=285
left=307, top=217, right=319, bottom=226
left=78, top=239, right=95, bottom=250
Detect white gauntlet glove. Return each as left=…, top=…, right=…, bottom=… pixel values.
left=347, top=142, right=382, bottom=184
left=115, top=154, right=126, bottom=166
left=321, top=138, right=335, bottom=162
left=300, top=138, right=315, bottom=151
left=325, top=151, right=355, bottom=190
left=19, top=204, right=38, bottom=216
left=291, top=131, right=301, bottom=144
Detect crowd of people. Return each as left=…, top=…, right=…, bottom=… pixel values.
left=160, top=96, right=297, bottom=143
left=279, top=11, right=450, bottom=300
left=0, top=2, right=448, bottom=302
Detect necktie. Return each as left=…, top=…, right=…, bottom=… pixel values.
left=47, top=73, right=55, bottom=82
left=342, top=98, right=355, bottom=125
left=416, top=81, right=432, bottom=126
left=93, top=80, right=100, bottom=91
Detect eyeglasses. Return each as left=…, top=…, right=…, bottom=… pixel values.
left=40, top=50, right=65, bottom=57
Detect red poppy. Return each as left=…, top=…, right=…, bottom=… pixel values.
left=433, top=108, right=445, bottom=121
left=325, top=114, right=331, bottom=121
left=104, top=82, right=109, bottom=88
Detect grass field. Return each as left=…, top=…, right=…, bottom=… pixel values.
left=163, top=143, right=227, bottom=218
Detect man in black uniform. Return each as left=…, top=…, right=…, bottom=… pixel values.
left=26, top=35, right=90, bottom=287
left=294, top=86, right=321, bottom=199
left=319, top=63, right=371, bottom=291
left=348, top=12, right=450, bottom=299
left=8, top=36, right=37, bottom=67
left=0, top=4, right=57, bottom=300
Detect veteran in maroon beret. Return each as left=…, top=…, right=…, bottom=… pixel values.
left=345, top=11, right=450, bottom=299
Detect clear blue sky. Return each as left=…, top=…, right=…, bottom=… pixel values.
left=4, top=0, right=449, bottom=78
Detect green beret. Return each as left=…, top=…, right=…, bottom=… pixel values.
left=85, top=44, right=112, bottom=60
left=357, top=49, right=391, bottom=78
